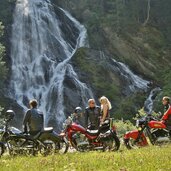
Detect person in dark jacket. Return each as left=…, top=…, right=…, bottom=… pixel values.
left=85, top=99, right=101, bottom=130
left=23, top=99, right=44, bottom=135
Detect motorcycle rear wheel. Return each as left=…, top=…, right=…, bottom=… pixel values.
left=6, top=136, right=37, bottom=156
left=40, top=139, right=69, bottom=155
left=108, top=133, right=120, bottom=151
left=101, top=132, right=120, bottom=151
left=39, top=140, right=57, bottom=156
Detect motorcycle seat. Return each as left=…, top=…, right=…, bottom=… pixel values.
left=86, top=129, right=99, bottom=136
left=27, top=127, right=54, bottom=140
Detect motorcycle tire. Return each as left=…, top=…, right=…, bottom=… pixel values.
left=56, top=140, right=69, bottom=154
left=124, top=138, right=137, bottom=149
left=110, top=132, right=120, bottom=151
left=40, top=139, right=69, bottom=155
left=40, top=139, right=57, bottom=156
left=6, top=135, right=38, bottom=156
left=124, top=137, right=146, bottom=150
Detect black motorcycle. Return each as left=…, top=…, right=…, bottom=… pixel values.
left=0, top=110, right=68, bottom=156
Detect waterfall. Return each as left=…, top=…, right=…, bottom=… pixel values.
left=10, top=0, right=93, bottom=130
left=144, top=87, right=161, bottom=114
left=110, top=58, right=162, bottom=115
left=110, top=59, right=149, bottom=95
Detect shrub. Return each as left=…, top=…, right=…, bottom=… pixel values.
left=113, top=119, right=136, bottom=137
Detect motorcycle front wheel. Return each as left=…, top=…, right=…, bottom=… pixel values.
left=56, top=139, right=69, bottom=154
left=124, top=136, right=148, bottom=150
left=124, top=138, right=139, bottom=149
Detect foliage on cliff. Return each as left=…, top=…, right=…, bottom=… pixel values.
left=0, top=0, right=171, bottom=119
left=54, top=0, right=171, bottom=77
left=54, top=0, right=171, bottom=118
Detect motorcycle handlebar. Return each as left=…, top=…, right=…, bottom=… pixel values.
left=145, top=115, right=161, bottom=122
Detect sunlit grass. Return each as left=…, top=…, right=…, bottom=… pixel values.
left=0, top=145, right=171, bottom=171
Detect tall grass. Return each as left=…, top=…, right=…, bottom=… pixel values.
left=0, top=145, right=171, bottom=171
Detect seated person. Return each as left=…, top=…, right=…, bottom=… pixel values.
left=23, top=99, right=44, bottom=136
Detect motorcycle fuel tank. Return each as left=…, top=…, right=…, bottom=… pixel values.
left=71, top=123, right=86, bottom=133
left=148, top=121, right=166, bottom=129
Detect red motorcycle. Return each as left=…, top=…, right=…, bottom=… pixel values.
left=124, top=114, right=171, bottom=149
left=60, top=117, right=120, bottom=152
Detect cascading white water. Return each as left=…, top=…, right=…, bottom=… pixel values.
left=110, top=58, right=161, bottom=114
left=144, top=87, right=161, bottom=114
left=10, top=0, right=93, bottom=130
left=111, top=59, right=149, bottom=94
left=111, top=56, right=161, bottom=114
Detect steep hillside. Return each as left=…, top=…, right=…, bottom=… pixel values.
left=53, top=0, right=171, bottom=81
left=0, top=0, right=15, bottom=65
left=0, top=0, right=171, bottom=123
left=0, top=1, right=22, bottom=127
left=52, top=0, right=171, bottom=118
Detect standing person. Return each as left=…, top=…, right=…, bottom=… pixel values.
left=23, top=99, right=44, bottom=136
left=85, top=99, right=101, bottom=130
left=161, top=96, right=171, bottom=129
left=99, top=96, right=112, bottom=125
left=162, top=96, right=170, bottom=113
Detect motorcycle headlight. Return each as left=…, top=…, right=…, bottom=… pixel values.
left=138, top=127, right=142, bottom=131
left=63, top=117, right=72, bottom=130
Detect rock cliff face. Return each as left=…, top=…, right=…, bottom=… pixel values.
left=0, top=0, right=171, bottom=129
left=52, top=0, right=171, bottom=117
left=53, top=0, right=171, bottom=75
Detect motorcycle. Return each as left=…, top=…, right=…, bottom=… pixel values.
left=60, top=116, right=120, bottom=152
left=0, top=110, right=68, bottom=156
left=124, top=114, right=171, bottom=149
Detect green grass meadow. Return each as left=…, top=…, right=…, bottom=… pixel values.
left=0, top=145, right=171, bottom=171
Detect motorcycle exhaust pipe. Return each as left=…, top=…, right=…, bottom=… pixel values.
left=156, top=137, right=170, bottom=143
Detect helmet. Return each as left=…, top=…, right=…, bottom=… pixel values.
left=5, top=110, right=15, bottom=122
left=74, top=107, right=83, bottom=115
